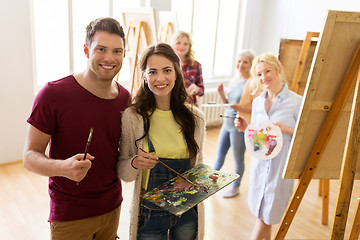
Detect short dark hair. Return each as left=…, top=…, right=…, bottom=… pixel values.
left=85, top=17, right=125, bottom=48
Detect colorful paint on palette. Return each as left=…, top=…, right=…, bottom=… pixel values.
left=244, top=120, right=283, bottom=160
left=247, top=128, right=277, bottom=156
left=142, top=164, right=239, bottom=216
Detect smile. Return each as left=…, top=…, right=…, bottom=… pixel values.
left=100, top=64, right=115, bottom=70
left=156, top=84, right=168, bottom=89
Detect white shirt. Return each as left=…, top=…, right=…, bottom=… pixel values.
left=247, top=83, right=302, bottom=225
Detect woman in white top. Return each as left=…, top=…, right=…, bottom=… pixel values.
left=235, top=53, right=302, bottom=240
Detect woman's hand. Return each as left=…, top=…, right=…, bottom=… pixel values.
left=186, top=83, right=200, bottom=96
left=234, top=114, right=248, bottom=132
left=131, top=151, right=158, bottom=169
left=273, top=122, right=294, bottom=135
left=217, top=82, right=228, bottom=103
left=217, top=82, right=224, bottom=94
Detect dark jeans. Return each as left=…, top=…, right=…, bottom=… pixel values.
left=137, top=158, right=198, bottom=240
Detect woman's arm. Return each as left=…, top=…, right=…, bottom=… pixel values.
left=118, top=109, right=158, bottom=182
left=193, top=107, right=206, bottom=166
left=117, top=109, right=142, bottom=182
left=230, top=103, right=251, bottom=114
left=217, top=82, right=228, bottom=104
left=194, top=61, right=204, bottom=96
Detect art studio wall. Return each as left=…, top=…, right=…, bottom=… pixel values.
left=1, top=0, right=360, bottom=164
left=0, top=0, right=35, bottom=164
left=241, top=0, right=360, bottom=55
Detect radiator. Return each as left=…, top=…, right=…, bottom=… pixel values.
left=198, top=88, right=226, bottom=127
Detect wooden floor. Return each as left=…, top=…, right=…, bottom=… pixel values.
left=1, top=126, right=360, bottom=239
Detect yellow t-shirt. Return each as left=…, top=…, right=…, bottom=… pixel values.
left=142, top=108, right=189, bottom=158
left=141, top=109, right=189, bottom=191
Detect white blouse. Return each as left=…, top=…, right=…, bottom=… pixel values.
left=247, top=83, right=302, bottom=225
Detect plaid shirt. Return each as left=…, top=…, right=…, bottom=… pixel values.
left=182, top=60, right=204, bottom=105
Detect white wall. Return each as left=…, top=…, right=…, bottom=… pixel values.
left=146, top=0, right=172, bottom=28
left=0, top=0, right=35, bottom=164
left=241, top=0, right=360, bottom=56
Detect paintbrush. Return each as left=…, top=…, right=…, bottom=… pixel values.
left=220, top=114, right=239, bottom=119
left=139, top=148, right=200, bottom=189
left=77, top=127, right=94, bottom=185
left=83, top=127, right=94, bottom=160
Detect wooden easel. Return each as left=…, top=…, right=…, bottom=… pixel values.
left=348, top=187, right=360, bottom=239
left=289, top=31, right=331, bottom=226
left=290, top=31, right=331, bottom=226
left=290, top=32, right=320, bottom=93
left=157, top=22, right=174, bottom=44
left=275, top=42, right=360, bottom=239
left=337, top=68, right=360, bottom=240
left=319, top=177, right=330, bottom=225
left=124, top=21, right=149, bottom=94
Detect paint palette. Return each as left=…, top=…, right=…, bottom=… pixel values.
left=142, top=164, right=239, bottom=216
left=244, top=120, right=283, bottom=160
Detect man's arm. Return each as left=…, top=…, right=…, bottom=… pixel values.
left=23, top=125, right=94, bottom=182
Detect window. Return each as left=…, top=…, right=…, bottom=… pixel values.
left=172, top=0, right=241, bottom=80
left=32, top=0, right=69, bottom=89
left=32, top=0, right=141, bottom=89
left=32, top=0, right=241, bottom=90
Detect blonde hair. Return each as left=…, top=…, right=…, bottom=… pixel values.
left=250, top=53, right=287, bottom=94
left=172, top=31, right=195, bottom=65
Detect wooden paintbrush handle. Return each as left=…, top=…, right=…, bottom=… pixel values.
left=139, top=148, right=199, bottom=187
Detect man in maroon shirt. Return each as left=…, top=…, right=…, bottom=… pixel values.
left=23, top=17, right=130, bottom=240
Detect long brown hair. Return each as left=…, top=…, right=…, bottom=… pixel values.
left=132, top=43, right=199, bottom=158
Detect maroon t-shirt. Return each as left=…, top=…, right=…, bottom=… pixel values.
left=27, top=75, right=130, bottom=221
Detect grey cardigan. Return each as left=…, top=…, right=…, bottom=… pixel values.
left=118, top=106, right=206, bottom=240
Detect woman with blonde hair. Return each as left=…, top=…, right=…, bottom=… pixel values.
left=235, top=53, right=302, bottom=240
left=172, top=31, right=204, bottom=106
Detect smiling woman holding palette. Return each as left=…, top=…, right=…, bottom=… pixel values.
left=235, top=53, right=302, bottom=240
left=117, top=43, right=206, bottom=240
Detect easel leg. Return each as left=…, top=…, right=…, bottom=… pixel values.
left=290, top=32, right=319, bottom=93
left=348, top=193, right=360, bottom=240
left=330, top=68, right=360, bottom=239
left=126, top=21, right=149, bottom=94
left=319, top=179, right=323, bottom=197
left=318, top=179, right=329, bottom=225
left=322, top=179, right=329, bottom=225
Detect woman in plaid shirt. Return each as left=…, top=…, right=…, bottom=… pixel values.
left=173, top=31, right=204, bottom=106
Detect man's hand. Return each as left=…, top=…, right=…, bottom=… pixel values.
left=62, top=153, right=94, bottom=182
